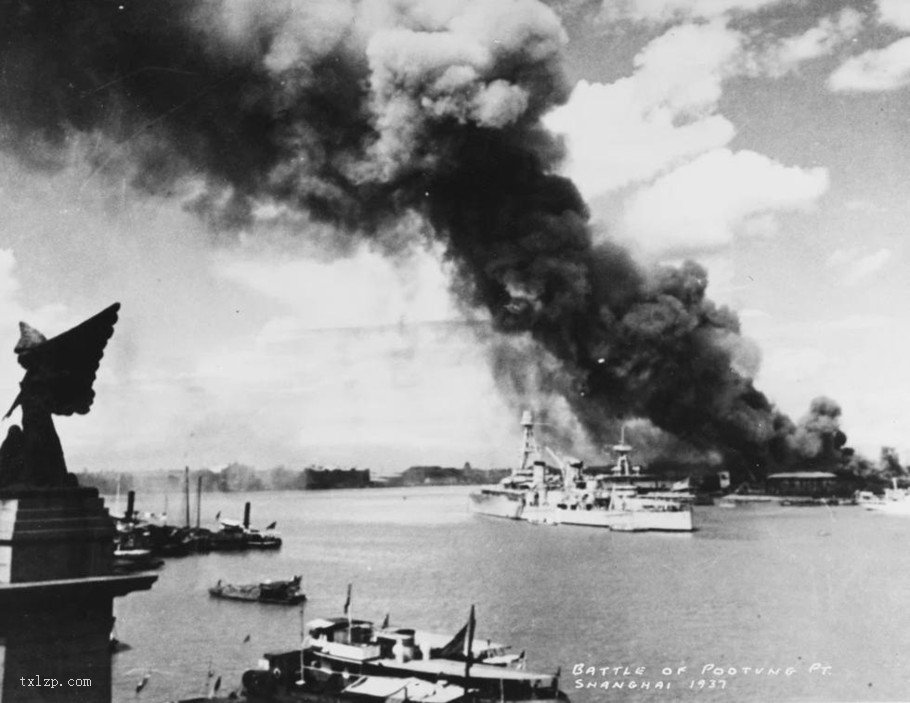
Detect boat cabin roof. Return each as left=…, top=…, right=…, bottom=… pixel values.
left=413, top=631, right=507, bottom=654
left=767, top=472, right=837, bottom=480
left=344, top=676, right=467, bottom=702
left=389, top=658, right=553, bottom=684
left=376, top=628, right=416, bottom=642
left=219, top=519, right=247, bottom=531
left=307, top=617, right=372, bottom=633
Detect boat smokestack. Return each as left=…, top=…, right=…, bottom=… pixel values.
left=532, top=461, right=547, bottom=488
left=126, top=490, right=135, bottom=522
left=243, top=502, right=251, bottom=529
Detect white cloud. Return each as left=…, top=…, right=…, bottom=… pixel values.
left=630, top=20, right=743, bottom=113
left=826, top=246, right=858, bottom=267
left=878, top=0, right=910, bottom=31
left=545, top=80, right=735, bottom=197
left=0, top=249, right=70, bottom=417
left=621, top=149, right=829, bottom=254
left=827, top=246, right=893, bottom=285
left=546, top=13, right=852, bottom=201
left=215, top=246, right=456, bottom=329
left=843, top=248, right=893, bottom=285
left=760, top=8, right=865, bottom=77
left=759, top=346, right=829, bottom=387
left=0, top=250, right=67, bottom=335
left=545, top=21, right=740, bottom=196
left=844, top=199, right=887, bottom=213
left=602, top=0, right=785, bottom=22
left=738, top=308, right=771, bottom=320
left=822, top=314, right=893, bottom=332
left=829, top=36, right=910, bottom=92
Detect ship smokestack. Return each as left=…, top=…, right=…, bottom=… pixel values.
left=243, top=502, right=251, bottom=529
left=126, top=490, right=135, bottom=523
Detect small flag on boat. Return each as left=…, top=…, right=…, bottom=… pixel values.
left=517, top=650, right=526, bottom=670
left=381, top=612, right=389, bottom=629
left=243, top=634, right=251, bottom=643
left=136, top=673, right=150, bottom=693
left=212, top=676, right=221, bottom=694
left=671, top=477, right=690, bottom=492
left=343, top=583, right=352, bottom=615
left=465, top=605, right=475, bottom=660
left=437, top=605, right=476, bottom=660
left=215, top=511, right=221, bottom=521
left=266, top=521, right=277, bottom=530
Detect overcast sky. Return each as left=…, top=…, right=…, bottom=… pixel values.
left=1, top=0, right=908, bottom=472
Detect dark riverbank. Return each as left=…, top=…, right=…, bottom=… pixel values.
left=78, top=463, right=511, bottom=495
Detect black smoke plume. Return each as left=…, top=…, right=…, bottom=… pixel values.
left=0, top=0, right=853, bottom=477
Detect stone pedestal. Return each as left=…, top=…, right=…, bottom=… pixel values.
left=0, top=487, right=115, bottom=582
left=0, top=487, right=156, bottom=702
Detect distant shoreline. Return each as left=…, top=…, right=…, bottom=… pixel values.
left=78, top=464, right=511, bottom=495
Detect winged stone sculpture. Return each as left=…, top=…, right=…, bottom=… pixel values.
left=0, top=303, right=120, bottom=487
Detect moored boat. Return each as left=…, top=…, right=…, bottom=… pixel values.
left=211, top=503, right=283, bottom=550
left=239, top=667, right=471, bottom=702
left=860, top=479, right=910, bottom=514
left=209, top=575, right=305, bottom=605
left=113, top=546, right=164, bottom=573
left=865, top=495, right=910, bottom=515
left=244, top=604, right=567, bottom=702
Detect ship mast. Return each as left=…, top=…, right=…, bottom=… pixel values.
left=184, top=466, right=191, bottom=528
left=517, top=411, right=539, bottom=475
left=612, top=424, right=634, bottom=477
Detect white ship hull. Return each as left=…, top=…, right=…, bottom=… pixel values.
left=538, top=505, right=693, bottom=531
left=468, top=488, right=525, bottom=519
left=866, top=500, right=910, bottom=515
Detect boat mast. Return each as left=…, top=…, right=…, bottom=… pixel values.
left=613, top=425, right=633, bottom=477
left=296, top=599, right=306, bottom=686
left=344, top=583, right=353, bottom=633
left=196, top=475, right=202, bottom=529
left=463, top=605, right=476, bottom=688
left=184, top=466, right=191, bottom=528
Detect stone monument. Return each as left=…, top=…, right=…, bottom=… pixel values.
left=0, top=303, right=156, bottom=702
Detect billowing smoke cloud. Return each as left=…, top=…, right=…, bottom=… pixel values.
left=0, top=0, right=850, bottom=477
left=788, top=397, right=847, bottom=464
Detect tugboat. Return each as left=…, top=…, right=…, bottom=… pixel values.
left=169, top=597, right=566, bottom=702
left=209, top=576, right=305, bottom=605
left=254, top=605, right=567, bottom=701
left=113, top=492, right=166, bottom=572
left=210, top=503, right=282, bottom=551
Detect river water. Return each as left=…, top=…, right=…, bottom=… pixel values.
left=110, top=487, right=910, bottom=702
